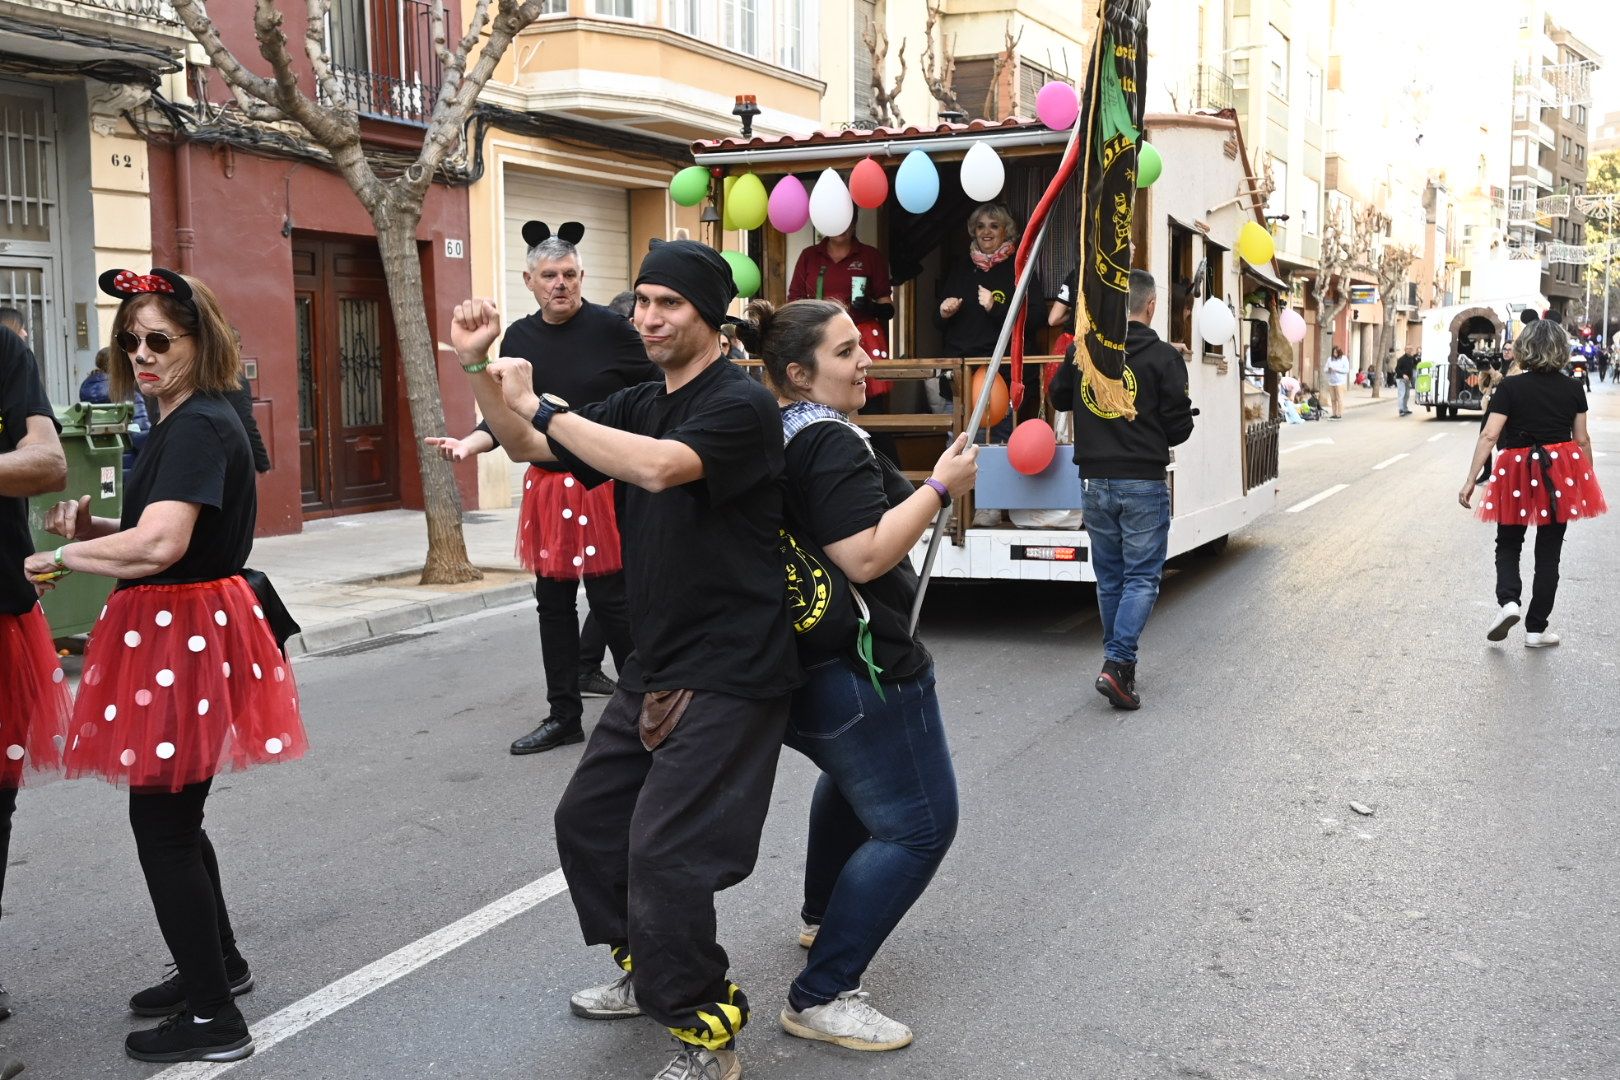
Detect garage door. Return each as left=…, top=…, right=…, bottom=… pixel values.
left=503, top=171, right=631, bottom=320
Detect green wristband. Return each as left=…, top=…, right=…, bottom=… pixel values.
left=461, top=358, right=491, bottom=374
left=53, top=545, right=68, bottom=568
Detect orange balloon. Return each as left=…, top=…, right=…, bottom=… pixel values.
left=969, top=368, right=1010, bottom=429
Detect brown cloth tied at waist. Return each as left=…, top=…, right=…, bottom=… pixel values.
left=639, top=689, right=695, bottom=751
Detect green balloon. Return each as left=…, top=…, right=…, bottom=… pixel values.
left=721, top=250, right=761, bottom=298
left=1137, top=141, right=1163, bottom=189
left=670, top=166, right=710, bottom=207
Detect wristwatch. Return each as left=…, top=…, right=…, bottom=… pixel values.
left=531, top=393, right=572, bottom=435
left=923, top=477, right=951, bottom=508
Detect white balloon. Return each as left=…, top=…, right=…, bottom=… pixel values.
left=1198, top=297, right=1236, bottom=347
left=809, top=168, right=854, bottom=237
left=959, top=141, right=1006, bottom=202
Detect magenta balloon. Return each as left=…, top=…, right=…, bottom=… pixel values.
left=1279, top=308, right=1308, bottom=344
left=1035, top=82, right=1079, bottom=131
left=767, top=175, right=810, bottom=233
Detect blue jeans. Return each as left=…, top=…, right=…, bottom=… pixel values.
left=1083, top=477, right=1172, bottom=665
left=785, top=661, right=958, bottom=1007
left=1397, top=378, right=1411, bottom=414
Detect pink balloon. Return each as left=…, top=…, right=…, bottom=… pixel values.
left=1007, top=418, right=1058, bottom=475
left=1279, top=308, right=1307, bottom=344
left=1035, top=82, right=1079, bottom=131
left=767, top=175, right=810, bottom=233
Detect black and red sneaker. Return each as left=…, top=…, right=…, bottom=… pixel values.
left=1095, top=660, right=1140, bottom=710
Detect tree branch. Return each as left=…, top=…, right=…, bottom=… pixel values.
left=302, top=0, right=348, bottom=115
left=170, top=0, right=281, bottom=112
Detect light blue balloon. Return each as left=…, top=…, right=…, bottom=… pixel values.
left=895, top=150, right=940, bottom=214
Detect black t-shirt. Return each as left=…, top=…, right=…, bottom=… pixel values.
left=493, top=301, right=658, bottom=472
left=0, top=331, right=57, bottom=616
left=936, top=257, right=1043, bottom=357
left=1051, top=266, right=1079, bottom=330
left=120, top=393, right=256, bottom=586
left=549, top=358, right=800, bottom=699
left=782, top=419, right=931, bottom=681
left=1487, top=372, right=1587, bottom=449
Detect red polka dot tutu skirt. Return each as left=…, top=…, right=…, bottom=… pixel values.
left=515, top=466, right=624, bottom=579
left=1476, top=440, right=1607, bottom=526
left=0, top=604, right=73, bottom=788
left=65, top=576, right=307, bottom=792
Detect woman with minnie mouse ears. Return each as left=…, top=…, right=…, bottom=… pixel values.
left=27, top=268, right=306, bottom=1064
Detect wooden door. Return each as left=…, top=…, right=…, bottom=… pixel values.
left=292, top=239, right=401, bottom=517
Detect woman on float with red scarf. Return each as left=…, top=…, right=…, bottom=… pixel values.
left=27, top=268, right=305, bottom=1064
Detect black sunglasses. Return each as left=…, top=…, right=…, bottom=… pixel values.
left=117, top=329, right=191, bottom=355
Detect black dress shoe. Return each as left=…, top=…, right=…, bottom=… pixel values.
left=510, top=718, right=584, bottom=755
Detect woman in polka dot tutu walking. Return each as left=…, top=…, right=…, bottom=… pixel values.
left=26, top=268, right=305, bottom=1064
left=1460, top=317, right=1606, bottom=647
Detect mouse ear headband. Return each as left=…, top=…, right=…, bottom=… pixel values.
left=99, top=268, right=196, bottom=312
left=522, top=220, right=586, bottom=248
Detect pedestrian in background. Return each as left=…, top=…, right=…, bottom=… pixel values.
left=455, top=239, right=800, bottom=1080
left=1325, top=346, right=1350, bottom=418
left=1460, top=317, right=1606, bottom=647
left=0, top=323, right=71, bottom=1031
left=1050, top=269, right=1195, bottom=709
left=1395, top=350, right=1418, bottom=416
left=738, top=297, right=975, bottom=1053
left=80, top=346, right=152, bottom=467
left=30, top=269, right=307, bottom=1064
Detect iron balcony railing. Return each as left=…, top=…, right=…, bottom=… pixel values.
left=327, top=0, right=443, bottom=126
left=1192, top=65, right=1234, bottom=111
left=61, top=0, right=179, bottom=21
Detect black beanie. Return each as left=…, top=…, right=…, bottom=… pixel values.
left=635, top=239, right=737, bottom=331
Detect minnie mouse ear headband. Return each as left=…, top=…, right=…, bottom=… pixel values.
left=98, top=268, right=196, bottom=313
left=522, top=221, right=585, bottom=248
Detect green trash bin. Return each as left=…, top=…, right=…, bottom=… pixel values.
left=1415, top=363, right=1435, bottom=397
left=28, top=403, right=131, bottom=639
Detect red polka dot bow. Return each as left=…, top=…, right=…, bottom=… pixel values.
left=98, top=267, right=195, bottom=306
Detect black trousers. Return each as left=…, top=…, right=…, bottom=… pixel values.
left=1495, top=523, right=1567, bottom=633
left=129, top=779, right=242, bottom=1016
left=579, top=613, right=606, bottom=673
left=554, top=688, right=789, bottom=1048
left=0, top=786, right=15, bottom=919
left=535, top=571, right=633, bottom=725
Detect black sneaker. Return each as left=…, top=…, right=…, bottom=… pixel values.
left=129, top=960, right=254, bottom=1017
left=0, top=1055, right=20, bottom=1079
left=1095, top=660, right=1141, bottom=710
left=125, top=1006, right=253, bottom=1063
left=0, top=983, right=12, bottom=1022
left=578, top=669, right=618, bottom=698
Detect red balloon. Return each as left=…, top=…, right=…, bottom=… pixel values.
left=1007, top=418, right=1057, bottom=475
left=850, top=157, right=889, bottom=209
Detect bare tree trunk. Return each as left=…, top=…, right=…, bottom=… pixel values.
left=373, top=202, right=481, bottom=585
left=1372, top=317, right=1394, bottom=398
left=1313, top=300, right=1346, bottom=390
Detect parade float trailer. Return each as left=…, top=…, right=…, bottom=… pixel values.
left=1415, top=260, right=1544, bottom=418
left=688, top=110, right=1280, bottom=584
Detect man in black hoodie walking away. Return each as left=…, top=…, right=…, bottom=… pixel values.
left=1051, top=270, right=1195, bottom=709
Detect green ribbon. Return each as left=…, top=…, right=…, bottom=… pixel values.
left=855, top=615, right=886, bottom=702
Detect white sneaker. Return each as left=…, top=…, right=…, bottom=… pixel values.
left=569, top=972, right=640, bottom=1019
left=1486, top=602, right=1521, bottom=642
left=798, top=921, right=819, bottom=949
left=780, top=989, right=914, bottom=1051
left=653, top=1044, right=740, bottom=1080
left=1525, top=630, right=1561, bottom=648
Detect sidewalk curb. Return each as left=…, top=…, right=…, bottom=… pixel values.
left=287, top=581, right=535, bottom=657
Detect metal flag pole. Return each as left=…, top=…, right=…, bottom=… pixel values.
left=907, top=113, right=1085, bottom=636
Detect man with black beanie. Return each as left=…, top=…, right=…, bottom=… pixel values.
left=451, top=239, right=798, bottom=1080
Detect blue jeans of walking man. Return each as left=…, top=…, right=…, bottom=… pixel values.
left=1083, top=477, right=1172, bottom=664
left=1397, top=377, right=1411, bottom=415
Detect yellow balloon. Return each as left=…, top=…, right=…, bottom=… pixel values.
left=1237, top=220, right=1276, bottom=265
left=729, top=173, right=769, bottom=231
left=722, top=176, right=738, bottom=231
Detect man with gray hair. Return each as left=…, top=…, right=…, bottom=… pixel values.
left=429, top=222, right=656, bottom=754
left=1050, top=268, right=1195, bottom=710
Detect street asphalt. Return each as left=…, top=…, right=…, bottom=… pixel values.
left=4, top=382, right=1618, bottom=1080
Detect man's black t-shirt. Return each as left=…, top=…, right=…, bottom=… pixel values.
left=121, top=393, right=256, bottom=586
left=494, top=301, right=658, bottom=472
left=0, top=330, right=57, bottom=615
left=549, top=358, right=800, bottom=699
left=782, top=420, right=931, bottom=681
left=1487, top=372, right=1587, bottom=449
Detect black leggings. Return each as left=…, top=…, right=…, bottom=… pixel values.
left=1495, top=523, right=1567, bottom=633
left=0, top=786, right=15, bottom=919
left=129, top=779, right=242, bottom=1015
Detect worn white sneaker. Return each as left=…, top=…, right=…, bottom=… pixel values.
left=569, top=972, right=640, bottom=1019
left=1525, top=630, right=1561, bottom=648
left=653, top=1043, right=740, bottom=1080
left=798, top=921, right=819, bottom=949
left=1486, top=602, right=1521, bottom=642
left=780, top=989, right=914, bottom=1051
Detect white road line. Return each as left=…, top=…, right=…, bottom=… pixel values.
left=155, top=870, right=570, bottom=1079
left=1372, top=453, right=1410, bottom=471
left=1280, top=438, right=1334, bottom=456
left=1427, top=433, right=1449, bottom=443
left=1285, top=484, right=1349, bottom=514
